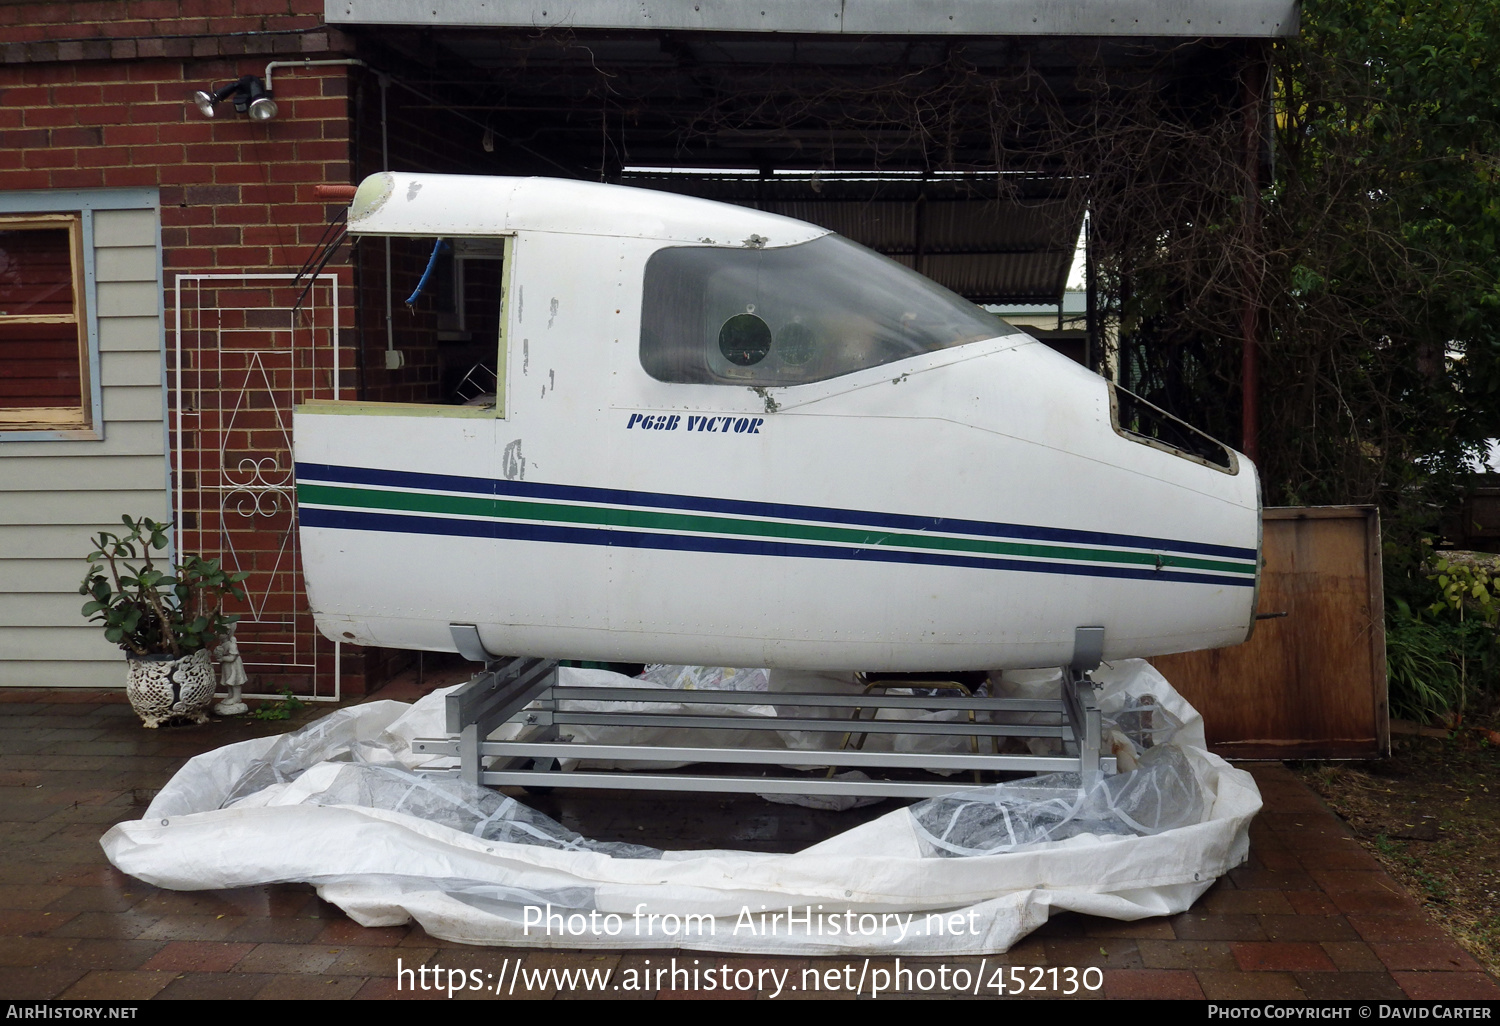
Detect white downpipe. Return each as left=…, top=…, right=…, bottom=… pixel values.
left=262, top=58, right=368, bottom=93
left=379, top=74, right=398, bottom=368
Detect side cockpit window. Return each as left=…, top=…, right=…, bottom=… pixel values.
left=641, top=234, right=1015, bottom=386
left=1110, top=384, right=1238, bottom=473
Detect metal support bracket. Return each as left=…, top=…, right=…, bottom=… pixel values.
left=441, top=648, right=559, bottom=786
left=449, top=623, right=499, bottom=667
left=1065, top=626, right=1110, bottom=788
left=1070, top=626, right=1105, bottom=674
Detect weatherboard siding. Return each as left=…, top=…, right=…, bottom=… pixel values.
left=0, top=196, right=170, bottom=688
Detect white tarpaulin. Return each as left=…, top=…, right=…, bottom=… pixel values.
left=101, top=659, right=1260, bottom=956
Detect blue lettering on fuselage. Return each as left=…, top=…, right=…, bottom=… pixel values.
left=629, top=414, right=762, bottom=435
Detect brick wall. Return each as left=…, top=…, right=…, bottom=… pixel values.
left=0, top=2, right=376, bottom=694
left=0, top=0, right=331, bottom=53
left=1, top=3, right=545, bottom=695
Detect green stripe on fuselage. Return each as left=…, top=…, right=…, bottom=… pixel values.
left=296, top=482, right=1257, bottom=577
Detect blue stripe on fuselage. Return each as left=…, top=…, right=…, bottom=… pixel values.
left=298, top=505, right=1256, bottom=587
left=295, top=461, right=1258, bottom=564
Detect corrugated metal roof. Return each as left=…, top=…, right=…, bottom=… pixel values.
left=376, top=29, right=1267, bottom=182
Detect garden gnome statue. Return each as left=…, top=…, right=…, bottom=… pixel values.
left=212, top=622, right=249, bottom=716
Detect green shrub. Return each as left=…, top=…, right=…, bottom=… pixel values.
left=1386, top=600, right=1465, bottom=723
left=80, top=515, right=249, bottom=658
left=249, top=688, right=307, bottom=721
left=1386, top=556, right=1500, bottom=725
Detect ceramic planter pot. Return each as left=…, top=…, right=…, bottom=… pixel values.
left=126, top=649, right=216, bottom=728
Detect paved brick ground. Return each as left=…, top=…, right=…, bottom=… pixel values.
left=1, top=684, right=1497, bottom=1001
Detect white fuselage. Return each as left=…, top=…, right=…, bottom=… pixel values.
left=294, top=174, right=1260, bottom=671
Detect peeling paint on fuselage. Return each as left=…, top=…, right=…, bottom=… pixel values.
left=502, top=439, right=525, bottom=481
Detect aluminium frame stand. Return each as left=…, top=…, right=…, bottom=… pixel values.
left=411, top=625, right=1117, bottom=799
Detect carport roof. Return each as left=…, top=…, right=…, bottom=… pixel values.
left=327, top=0, right=1298, bottom=38
left=329, top=2, right=1288, bottom=306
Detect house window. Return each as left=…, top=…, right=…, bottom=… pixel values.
left=0, top=214, right=90, bottom=430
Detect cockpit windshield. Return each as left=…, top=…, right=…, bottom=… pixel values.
left=640, top=233, right=1017, bottom=386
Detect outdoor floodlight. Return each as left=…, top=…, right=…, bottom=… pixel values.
left=190, top=76, right=278, bottom=121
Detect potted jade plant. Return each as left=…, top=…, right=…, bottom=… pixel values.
left=80, top=515, right=249, bottom=728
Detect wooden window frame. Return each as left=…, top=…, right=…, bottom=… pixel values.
left=0, top=212, right=92, bottom=432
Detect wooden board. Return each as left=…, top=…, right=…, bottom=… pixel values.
left=1150, top=506, right=1388, bottom=760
